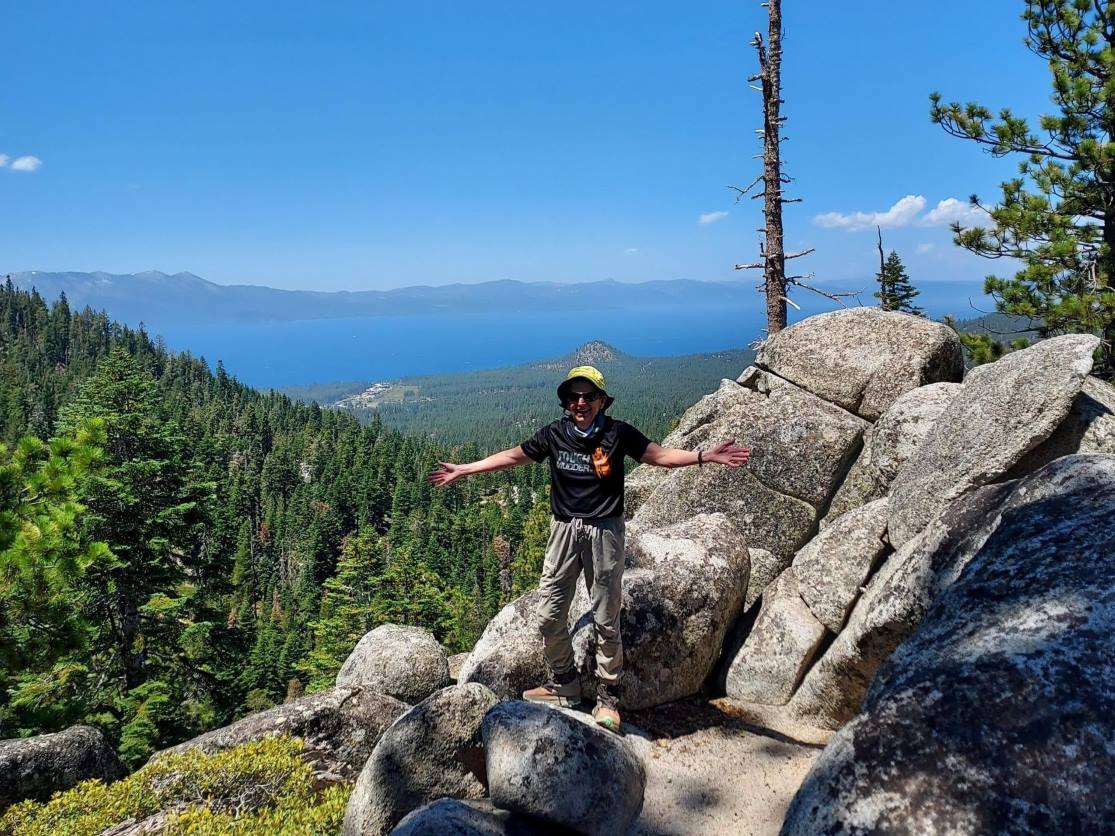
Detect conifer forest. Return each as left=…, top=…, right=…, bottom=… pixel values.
left=0, top=281, right=555, bottom=766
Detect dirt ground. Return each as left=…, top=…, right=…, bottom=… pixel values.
left=623, top=699, right=825, bottom=836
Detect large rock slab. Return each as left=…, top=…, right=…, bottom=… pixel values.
left=755, top=308, right=964, bottom=421
left=459, top=590, right=550, bottom=701
left=574, top=513, right=750, bottom=709
left=789, top=481, right=1015, bottom=730
left=392, top=798, right=560, bottom=836
left=483, top=701, right=646, bottom=836
left=342, top=683, right=498, bottom=836
left=888, top=334, right=1099, bottom=546
left=157, top=685, right=407, bottom=780
left=824, top=382, right=963, bottom=524
left=337, top=624, right=450, bottom=704
left=784, top=454, right=1115, bottom=834
left=724, top=568, right=827, bottom=706
left=0, top=725, right=126, bottom=809
left=623, top=462, right=671, bottom=520
left=1007, top=374, right=1115, bottom=475
left=793, top=499, right=890, bottom=632
left=633, top=373, right=867, bottom=559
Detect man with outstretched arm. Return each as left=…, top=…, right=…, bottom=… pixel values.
left=428, top=365, right=749, bottom=732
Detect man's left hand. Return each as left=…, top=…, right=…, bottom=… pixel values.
left=705, top=439, right=750, bottom=468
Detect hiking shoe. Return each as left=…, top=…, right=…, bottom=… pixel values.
left=593, top=682, right=622, bottom=732
left=523, top=672, right=582, bottom=707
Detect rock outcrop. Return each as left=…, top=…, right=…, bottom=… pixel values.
left=343, top=683, right=497, bottom=836
left=784, top=454, right=1115, bottom=834
left=459, top=590, right=550, bottom=702
left=337, top=624, right=450, bottom=704
left=156, top=685, right=407, bottom=780
left=448, top=652, right=470, bottom=683
left=788, top=482, right=1014, bottom=730
left=823, top=382, right=963, bottom=524
left=754, top=308, right=964, bottom=421
left=888, top=333, right=1099, bottom=546
left=632, top=372, right=867, bottom=560
left=1007, top=374, right=1115, bottom=474
left=724, top=569, right=827, bottom=705
left=745, top=546, right=788, bottom=610
left=0, top=725, right=126, bottom=810
left=792, top=499, right=890, bottom=633
left=483, top=702, right=646, bottom=836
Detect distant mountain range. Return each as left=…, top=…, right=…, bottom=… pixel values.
left=5, top=270, right=760, bottom=326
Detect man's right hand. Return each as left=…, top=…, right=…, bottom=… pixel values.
left=428, top=462, right=464, bottom=487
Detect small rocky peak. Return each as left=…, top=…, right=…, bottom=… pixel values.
left=568, top=340, right=627, bottom=365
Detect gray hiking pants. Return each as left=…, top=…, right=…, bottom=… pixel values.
left=536, top=515, right=624, bottom=683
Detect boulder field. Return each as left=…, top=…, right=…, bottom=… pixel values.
left=6, top=308, right=1113, bottom=836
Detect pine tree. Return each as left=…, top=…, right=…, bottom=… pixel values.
left=297, top=531, right=387, bottom=691
left=930, top=0, right=1115, bottom=376
left=510, top=500, right=550, bottom=597
left=54, top=348, right=211, bottom=746
left=875, top=251, right=924, bottom=315
left=0, top=421, right=111, bottom=734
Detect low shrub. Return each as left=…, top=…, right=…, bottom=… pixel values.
left=0, top=736, right=349, bottom=836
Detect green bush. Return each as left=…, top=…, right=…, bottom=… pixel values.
left=0, top=737, right=349, bottom=836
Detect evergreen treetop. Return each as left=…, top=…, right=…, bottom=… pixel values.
left=930, top=0, right=1115, bottom=376
left=875, top=250, right=924, bottom=315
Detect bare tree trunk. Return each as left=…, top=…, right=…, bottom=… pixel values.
left=876, top=226, right=887, bottom=310
left=734, top=1, right=850, bottom=327
left=757, top=1, right=786, bottom=333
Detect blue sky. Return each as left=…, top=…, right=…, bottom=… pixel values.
left=2, top=1, right=1051, bottom=293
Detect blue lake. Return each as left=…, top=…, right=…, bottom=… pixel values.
left=149, top=281, right=993, bottom=389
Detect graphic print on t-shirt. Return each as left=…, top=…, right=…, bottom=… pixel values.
left=520, top=417, right=651, bottom=519
left=591, top=447, right=611, bottom=478
left=556, top=449, right=593, bottom=474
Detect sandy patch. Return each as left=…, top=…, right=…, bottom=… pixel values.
left=624, top=700, right=824, bottom=836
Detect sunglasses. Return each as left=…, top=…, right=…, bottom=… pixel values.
left=566, top=391, right=602, bottom=405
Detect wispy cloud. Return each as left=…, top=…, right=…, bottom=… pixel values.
left=814, top=195, right=926, bottom=231
left=698, top=210, right=729, bottom=225
left=9, top=155, right=42, bottom=172
left=0, top=155, right=8, bottom=168
left=624, top=247, right=639, bottom=255
left=915, top=243, right=935, bottom=255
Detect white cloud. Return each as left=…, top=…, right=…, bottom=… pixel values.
left=698, top=210, right=729, bottom=225
left=624, top=247, right=639, bottom=255
left=815, top=194, right=997, bottom=233
left=0, top=155, right=8, bottom=168
left=10, top=156, right=42, bottom=172
left=915, top=243, right=935, bottom=255
left=920, top=197, right=990, bottom=228
left=814, top=195, right=926, bottom=231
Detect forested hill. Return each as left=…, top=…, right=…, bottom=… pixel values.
left=284, top=340, right=755, bottom=448
left=0, top=280, right=553, bottom=765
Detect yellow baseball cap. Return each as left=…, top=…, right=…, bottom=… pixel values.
left=558, top=366, right=615, bottom=408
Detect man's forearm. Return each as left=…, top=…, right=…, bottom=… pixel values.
left=459, top=448, right=528, bottom=476
left=654, top=447, right=701, bottom=469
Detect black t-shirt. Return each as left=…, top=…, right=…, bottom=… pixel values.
left=520, top=416, right=652, bottom=520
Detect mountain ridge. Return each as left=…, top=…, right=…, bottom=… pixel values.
left=5, top=270, right=758, bottom=327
